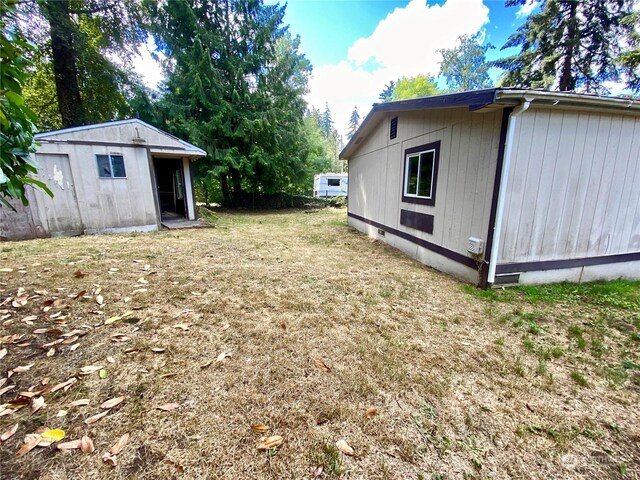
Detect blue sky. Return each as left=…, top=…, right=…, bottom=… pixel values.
left=136, top=0, right=537, bottom=137
left=268, top=0, right=534, bottom=136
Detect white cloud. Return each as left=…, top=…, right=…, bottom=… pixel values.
left=306, top=0, right=490, bottom=140
left=516, top=0, right=540, bottom=18
left=133, top=39, right=165, bottom=90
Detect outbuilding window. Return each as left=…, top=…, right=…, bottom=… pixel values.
left=97, top=154, right=126, bottom=178
left=402, top=141, right=440, bottom=206
left=327, top=178, right=341, bottom=186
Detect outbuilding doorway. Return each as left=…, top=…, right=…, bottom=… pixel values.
left=153, top=158, right=186, bottom=219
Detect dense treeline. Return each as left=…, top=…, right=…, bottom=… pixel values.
left=3, top=0, right=638, bottom=207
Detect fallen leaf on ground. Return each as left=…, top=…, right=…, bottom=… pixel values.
left=200, top=361, right=213, bottom=369
left=156, top=403, right=180, bottom=411
left=50, top=378, right=77, bottom=393
left=31, top=396, right=46, bottom=415
left=46, top=347, right=56, bottom=357
left=100, top=396, right=126, bottom=409
left=73, top=270, right=88, bottom=278
left=216, top=351, right=231, bottom=362
left=0, top=348, right=6, bottom=360
left=251, top=424, right=269, bottom=434
left=172, top=323, right=191, bottom=331
left=1, top=423, right=18, bottom=442
left=16, top=434, right=42, bottom=457
left=99, top=369, right=108, bottom=379
left=336, top=439, right=354, bottom=456
left=256, top=435, right=283, bottom=451
left=95, top=295, right=104, bottom=305
left=80, top=435, right=95, bottom=453
left=151, top=347, right=165, bottom=353
left=0, top=268, right=13, bottom=273
left=109, top=432, right=129, bottom=455
left=69, top=399, right=90, bottom=407
left=13, top=364, right=35, bottom=373
left=311, top=466, right=324, bottom=478
left=56, top=410, right=68, bottom=417
left=106, top=356, right=115, bottom=363
left=79, top=365, right=104, bottom=375
left=85, top=410, right=109, bottom=424
left=57, top=439, right=82, bottom=450
left=103, top=452, right=117, bottom=466
left=365, top=407, right=378, bottom=418
left=314, top=358, right=332, bottom=372
left=41, top=429, right=65, bottom=442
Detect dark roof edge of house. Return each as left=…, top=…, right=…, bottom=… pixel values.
left=340, top=88, right=640, bottom=159
left=35, top=118, right=206, bottom=156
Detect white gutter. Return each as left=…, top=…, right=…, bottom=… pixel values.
left=487, top=98, right=532, bottom=284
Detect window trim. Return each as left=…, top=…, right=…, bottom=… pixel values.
left=96, top=153, right=127, bottom=179
left=401, top=140, right=440, bottom=206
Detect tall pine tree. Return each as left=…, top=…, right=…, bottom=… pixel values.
left=148, top=0, right=312, bottom=205
left=494, top=0, right=636, bottom=93
left=347, top=106, right=360, bottom=140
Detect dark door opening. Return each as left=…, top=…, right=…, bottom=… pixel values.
left=154, top=158, right=186, bottom=219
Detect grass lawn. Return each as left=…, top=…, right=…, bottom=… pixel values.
left=1, top=207, right=639, bottom=479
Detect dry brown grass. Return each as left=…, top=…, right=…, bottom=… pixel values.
left=0, top=207, right=638, bottom=479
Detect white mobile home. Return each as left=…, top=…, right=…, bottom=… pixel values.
left=0, top=119, right=206, bottom=241
left=313, top=173, right=348, bottom=197
left=340, top=89, right=640, bottom=286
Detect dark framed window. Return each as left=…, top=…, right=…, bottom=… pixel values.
left=327, top=178, right=340, bottom=187
left=97, top=154, right=126, bottom=178
left=402, top=140, right=440, bottom=206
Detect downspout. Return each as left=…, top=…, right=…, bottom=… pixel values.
left=487, top=98, right=532, bottom=285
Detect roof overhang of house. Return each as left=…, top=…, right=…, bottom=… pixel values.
left=35, top=118, right=207, bottom=159
left=340, top=88, right=640, bottom=159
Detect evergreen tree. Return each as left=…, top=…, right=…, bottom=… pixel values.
left=148, top=0, right=313, bottom=205
left=319, top=102, right=334, bottom=139
left=439, top=34, right=493, bottom=92
left=494, top=0, right=636, bottom=93
left=347, top=106, right=360, bottom=140
left=618, top=12, right=640, bottom=92
left=378, top=81, right=395, bottom=102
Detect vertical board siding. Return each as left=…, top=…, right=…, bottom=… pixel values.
left=499, top=108, right=640, bottom=264
left=348, top=108, right=503, bottom=264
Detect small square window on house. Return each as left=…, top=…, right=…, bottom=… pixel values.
left=402, top=141, right=440, bottom=206
left=97, top=154, right=126, bottom=178
left=327, top=178, right=341, bottom=186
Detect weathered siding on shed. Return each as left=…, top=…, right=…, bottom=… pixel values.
left=348, top=107, right=504, bottom=281
left=498, top=107, right=640, bottom=264
left=34, top=142, right=158, bottom=233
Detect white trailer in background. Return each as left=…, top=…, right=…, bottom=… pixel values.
left=313, top=173, right=348, bottom=197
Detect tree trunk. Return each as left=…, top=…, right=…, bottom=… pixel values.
left=559, top=0, right=579, bottom=91
left=220, top=173, right=230, bottom=205
left=230, top=169, right=243, bottom=205
left=40, top=0, right=85, bottom=127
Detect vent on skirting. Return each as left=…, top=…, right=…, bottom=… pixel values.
left=389, top=116, right=398, bottom=140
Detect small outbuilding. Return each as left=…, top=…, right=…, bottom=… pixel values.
left=0, top=119, right=206, bottom=241
left=313, top=173, right=348, bottom=197
left=340, top=89, right=640, bottom=286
